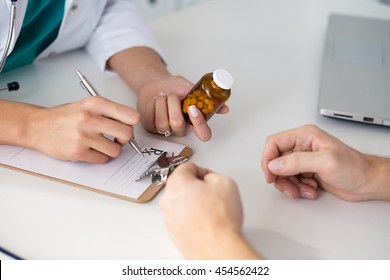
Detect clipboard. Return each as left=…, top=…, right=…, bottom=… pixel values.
left=0, top=134, right=192, bottom=203
left=0, top=247, right=23, bottom=260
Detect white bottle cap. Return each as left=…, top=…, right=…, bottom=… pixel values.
left=213, top=69, right=234, bottom=90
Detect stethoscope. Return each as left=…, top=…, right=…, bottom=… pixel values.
left=0, top=0, right=19, bottom=92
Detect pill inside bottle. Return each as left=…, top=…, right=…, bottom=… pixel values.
left=181, top=69, right=234, bottom=125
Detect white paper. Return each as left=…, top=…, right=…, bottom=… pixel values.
left=0, top=134, right=186, bottom=200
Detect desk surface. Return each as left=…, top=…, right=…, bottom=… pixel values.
left=1, top=0, right=390, bottom=260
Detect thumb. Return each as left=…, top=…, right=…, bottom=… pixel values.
left=268, top=151, right=323, bottom=176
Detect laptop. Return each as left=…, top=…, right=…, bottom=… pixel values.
left=318, top=14, right=390, bottom=126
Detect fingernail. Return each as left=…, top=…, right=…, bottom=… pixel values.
left=189, top=105, right=199, bottom=118
left=302, top=191, right=314, bottom=200
left=268, top=158, right=284, bottom=171
left=283, top=191, right=295, bottom=200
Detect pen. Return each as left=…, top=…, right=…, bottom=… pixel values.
left=76, top=70, right=144, bottom=158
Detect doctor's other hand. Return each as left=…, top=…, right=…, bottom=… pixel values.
left=160, top=163, right=261, bottom=260
left=108, top=47, right=229, bottom=142
left=261, top=124, right=390, bottom=202
left=22, top=96, right=140, bottom=163
left=136, top=75, right=229, bottom=142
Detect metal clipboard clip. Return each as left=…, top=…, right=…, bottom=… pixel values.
left=136, top=151, right=188, bottom=185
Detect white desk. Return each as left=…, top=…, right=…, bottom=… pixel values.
left=1, top=0, right=390, bottom=260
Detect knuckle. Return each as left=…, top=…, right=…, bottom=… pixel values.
left=220, top=176, right=235, bottom=187
left=265, top=134, right=273, bottom=144
left=198, top=129, right=212, bottom=142
left=142, top=114, right=155, bottom=131
left=169, top=117, right=185, bottom=129
left=156, top=119, right=169, bottom=130
left=304, top=124, right=321, bottom=135
left=131, top=111, right=141, bottom=123
left=290, top=152, right=301, bottom=166
left=117, top=127, right=134, bottom=143
left=88, top=95, right=105, bottom=106
left=110, top=144, right=122, bottom=158
left=95, top=155, right=110, bottom=164
left=67, top=145, right=85, bottom=161
left=123, top=128, right=134, bottom=141
left=75, top=111, right=93, bottom=126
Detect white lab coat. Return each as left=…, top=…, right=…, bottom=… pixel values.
left=0, top=0, right=163, bottom=71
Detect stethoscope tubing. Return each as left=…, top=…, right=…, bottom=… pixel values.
left=0, top=0, right=17, bottom=73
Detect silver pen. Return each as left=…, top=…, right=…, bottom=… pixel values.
left=76, top=70, right=144, bottom=158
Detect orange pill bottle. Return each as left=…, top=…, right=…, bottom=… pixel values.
left=181, top=69, right=234, bottom=125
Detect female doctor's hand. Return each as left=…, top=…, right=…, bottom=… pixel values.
left=108, top=47, right=229, bottom=142
left=136, top=75, right=229, bottom=142
left=24, top=96, right=140, bottom=163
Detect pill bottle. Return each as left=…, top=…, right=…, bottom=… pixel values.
left=181, top=69, right=233, bottom=125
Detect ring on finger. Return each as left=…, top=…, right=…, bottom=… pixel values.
left=157, top=128, right=172, bottom=137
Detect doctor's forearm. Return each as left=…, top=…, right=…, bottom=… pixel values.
left=107, top=46, right=171, bottom=95
left=0, top=100, right=42, bottom=148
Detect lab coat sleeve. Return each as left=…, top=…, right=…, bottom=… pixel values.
left=85, top=0, right=165, bottom=72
